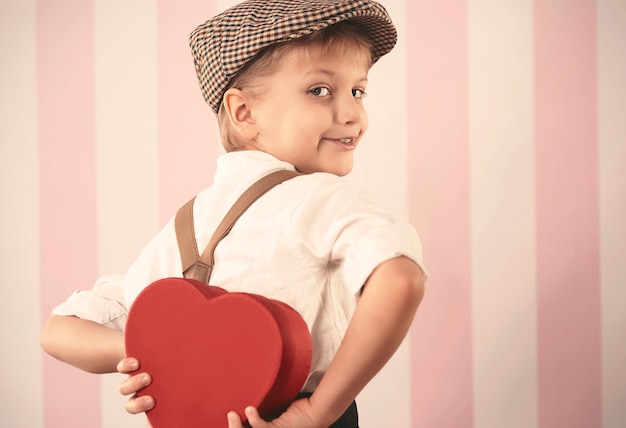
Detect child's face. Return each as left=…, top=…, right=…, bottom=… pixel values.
left=247, top=43, right=370, bottom=176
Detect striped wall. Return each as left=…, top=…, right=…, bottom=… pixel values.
left=1, top=0, right=624, bottom=427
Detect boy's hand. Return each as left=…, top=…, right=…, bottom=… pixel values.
left=117, top=357, right=155, bottom=414
left=227, top=398, right=325, bottom=428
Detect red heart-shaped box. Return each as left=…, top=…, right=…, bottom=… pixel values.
left=125, top=278, right=312, bottom=428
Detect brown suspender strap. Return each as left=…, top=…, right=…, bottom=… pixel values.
left=174, top=169, right=301, bottom=284
left=174, top=197, right=203, bottom=279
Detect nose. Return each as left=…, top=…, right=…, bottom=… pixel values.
left=335, top=92, right=363, bottom=125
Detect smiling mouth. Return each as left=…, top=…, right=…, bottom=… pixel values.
left=328, top=138, right=356, bottom=150
left=321, top=135, right=358, bottom=149
left=325, top=137, right=356, bottom=145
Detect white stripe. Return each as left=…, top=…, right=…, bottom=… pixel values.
left=598, top=1, right=626, bottom=427
left=0, top=1, right=44, bottom=426
left=468, top=1, right=537, bottom=427
left=101, top=374, right=146, bottom=428
left=95, top=0, right=158, bottom=426
left=352, top=1, right=410, bottom=223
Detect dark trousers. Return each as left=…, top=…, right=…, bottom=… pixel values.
left=296, top=393, right=359, bottom=428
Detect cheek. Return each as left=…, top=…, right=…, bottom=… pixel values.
left=360, top=108, right=369, bottom=133
left=256, top=107, right=287, bottom=138
left=292, top=114, right=322, bottom=137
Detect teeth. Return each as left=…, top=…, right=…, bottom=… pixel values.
left=339, top=138, right=353, bottom=144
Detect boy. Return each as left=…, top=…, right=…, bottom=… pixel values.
left=40, top=1, right=427, bottom=427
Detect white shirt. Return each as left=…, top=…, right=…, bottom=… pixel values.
left=54, top=150, right=426, bottom=391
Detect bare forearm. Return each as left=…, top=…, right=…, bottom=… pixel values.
left=40, top=315, right=125, bottom=374
left=310, top=256, right=425, bottom=425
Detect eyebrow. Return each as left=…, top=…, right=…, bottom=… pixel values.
left=304, top=68, right=368, bottom=83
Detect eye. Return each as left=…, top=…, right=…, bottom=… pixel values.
left=352, top=88, right=367, bottom=99
left=309, top=87, right=331, bottom=97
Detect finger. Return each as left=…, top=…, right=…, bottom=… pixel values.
left=125, top=394, right=155, bottom=415
left=119, top=372, right=151, bottom=396
left=117, top=357, right=139, bottom=374
left=227, top=411, right=244, bottom=428
left=244, top=407, right=269, bottom=427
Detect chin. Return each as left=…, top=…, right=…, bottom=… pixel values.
left=327, top=165, right=353, bottom=177
left=297, top=159, right=353, bottom=176
left=333, top=169, right=352, bottom=177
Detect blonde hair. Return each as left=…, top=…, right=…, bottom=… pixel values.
left=217, top=21, right=374, bottom=152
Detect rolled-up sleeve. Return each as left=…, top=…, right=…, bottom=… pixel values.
left=342, top=221, right=426, bottom=296
left=51, top=274, right=128, bottom=331
left=293, top=174, right=428, bottom=297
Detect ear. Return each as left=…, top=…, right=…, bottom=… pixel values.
left=222, top=88, right=258, bottom=141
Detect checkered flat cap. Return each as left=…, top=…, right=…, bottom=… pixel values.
left=190, top=0, right=397, bottom=114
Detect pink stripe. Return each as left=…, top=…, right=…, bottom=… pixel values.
left=407, top=2, right=474, bottom=427
left=37, top=0, right=101, bottom=426
left=158, top=0, right=220, bottom=224
left=535, top=1, right=602, bottom=427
